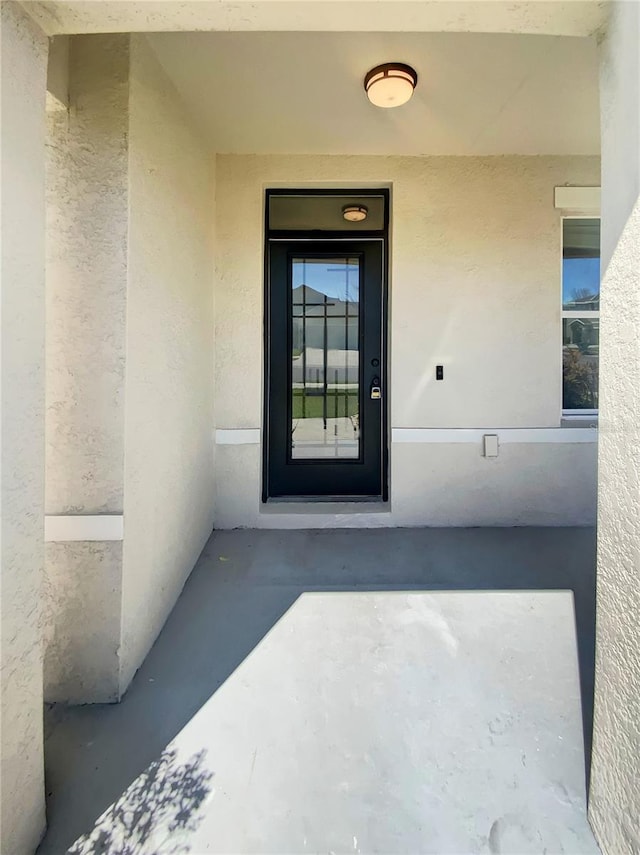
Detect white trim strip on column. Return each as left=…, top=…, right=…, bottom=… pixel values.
left=392, top=428, right=597, bottom=444
left=216, top=429, right=261, bottom=445
left=554, top=186, right=601, bottom=210
left=45, top=515, right=124, bottom=542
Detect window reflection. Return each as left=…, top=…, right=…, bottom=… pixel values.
left=562, top=218, right=600, bottom=412
left=291, top=258, right=360, bottom=459
left=562, top=319, right=599, bottom=410
left=562, top=219, right=600, bottom=312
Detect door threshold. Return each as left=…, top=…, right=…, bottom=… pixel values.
left=266, top=495, right=383, bottom=504
left=261, top=497, right=390, bottom=515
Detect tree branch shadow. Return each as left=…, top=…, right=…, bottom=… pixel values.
left=68, top=748, right=213, bottom=855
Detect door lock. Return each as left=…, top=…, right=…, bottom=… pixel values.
left=370, top=377, right=382, bottom=400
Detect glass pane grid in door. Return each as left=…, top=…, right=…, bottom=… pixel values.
left=290, top=257, right=360, bottom=460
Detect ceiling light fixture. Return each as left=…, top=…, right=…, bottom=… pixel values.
left=342, top=204, right=368, bottom=223
left=364, top=62, right=418, bottom=108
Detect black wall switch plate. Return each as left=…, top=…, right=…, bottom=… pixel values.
left=436, top=365, right=444, bottom=380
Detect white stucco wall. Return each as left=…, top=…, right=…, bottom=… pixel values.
left=214, top=154, right=599, bottom=528
left=44, top=34, right=130, bottom=703
left=120, top=36, right=215, bottom=690
left=589, top=2, right=640, bottom=852
left=0, top=3, right=48, bottom=851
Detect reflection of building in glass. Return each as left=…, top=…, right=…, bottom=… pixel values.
left=564, top=317, right=600, bottom=353
left=561, top=218, right=600, bottom=411
left=562, top=317, right=599, bottom=410
left=290, top=278, right=360, bottom=458
left=291, top=286, right=359, bottom=385
left=563, top=292, right=600, bottom=312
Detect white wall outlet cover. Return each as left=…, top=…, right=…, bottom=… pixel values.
left=483, top=434, right=499, bottom=457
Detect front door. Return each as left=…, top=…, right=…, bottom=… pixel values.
left=265, top=240, right=387, bottom=500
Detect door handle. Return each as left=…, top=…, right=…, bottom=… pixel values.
left=370, top=376, right=382, bottom=400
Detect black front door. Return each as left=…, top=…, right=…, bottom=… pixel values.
left=265, top=240, right=387, bottom=500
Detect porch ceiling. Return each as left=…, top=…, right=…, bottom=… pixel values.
left=146, top=31, right=599, bottom=156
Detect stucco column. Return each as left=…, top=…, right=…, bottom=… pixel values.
left=44, top=35, right=130, bottom=703
left=44, top=34, right=214, bottom=705
left=0, top=2, right=48, bottom=851
left=590, top=2, right=640, bottom=853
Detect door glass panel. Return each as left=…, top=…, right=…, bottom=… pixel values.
left=291, top=257, right=360, bottom=459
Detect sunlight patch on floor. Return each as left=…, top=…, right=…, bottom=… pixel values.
left=68, top=591, right=598, bottom=855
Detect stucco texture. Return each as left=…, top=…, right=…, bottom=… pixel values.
left=45, top=34, right=129, bottom=516
left=214, top=154, right=599, bottom=528
left=120, top=35, right=215, bottom=691
left=43, top=542, right=122, bottom=703
left=589, top=2, right=640, bottom=853
left=22, top=0, right=608, bottom=39
left=0, top=3, right=48, bottom=852
left=44, top=34, right=130, bottom=705
left=43, top=34, right=214, bottom=703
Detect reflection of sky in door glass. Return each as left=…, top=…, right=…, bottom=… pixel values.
left=562, top=258, right=600, bottom=304
left=292, top=259, right=359, bottom=302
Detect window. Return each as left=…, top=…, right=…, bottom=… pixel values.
left=562, top=217, right=600, bottom=414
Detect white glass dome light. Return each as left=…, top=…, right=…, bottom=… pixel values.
left=342, top=205, right=369, bottom=223
left=364, top=63, right=418, bottom=109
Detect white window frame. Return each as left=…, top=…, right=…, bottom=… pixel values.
left=556, top=188, right=601, bottom=419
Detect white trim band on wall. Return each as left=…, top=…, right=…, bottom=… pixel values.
left=392, top=428, right=597, bottom=444
left=216, top=428, right=597, bottom=446
left=216, top=429, right=261, bottom=445
left=554, top=186, right=600, bottom=210
left=45, top=515, right=124, bottom=542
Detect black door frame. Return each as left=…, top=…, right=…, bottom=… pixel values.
left=262, top=188, right=390, bottom=502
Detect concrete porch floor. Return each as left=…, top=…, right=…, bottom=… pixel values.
left=39, top=527, right=597, bottom=854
